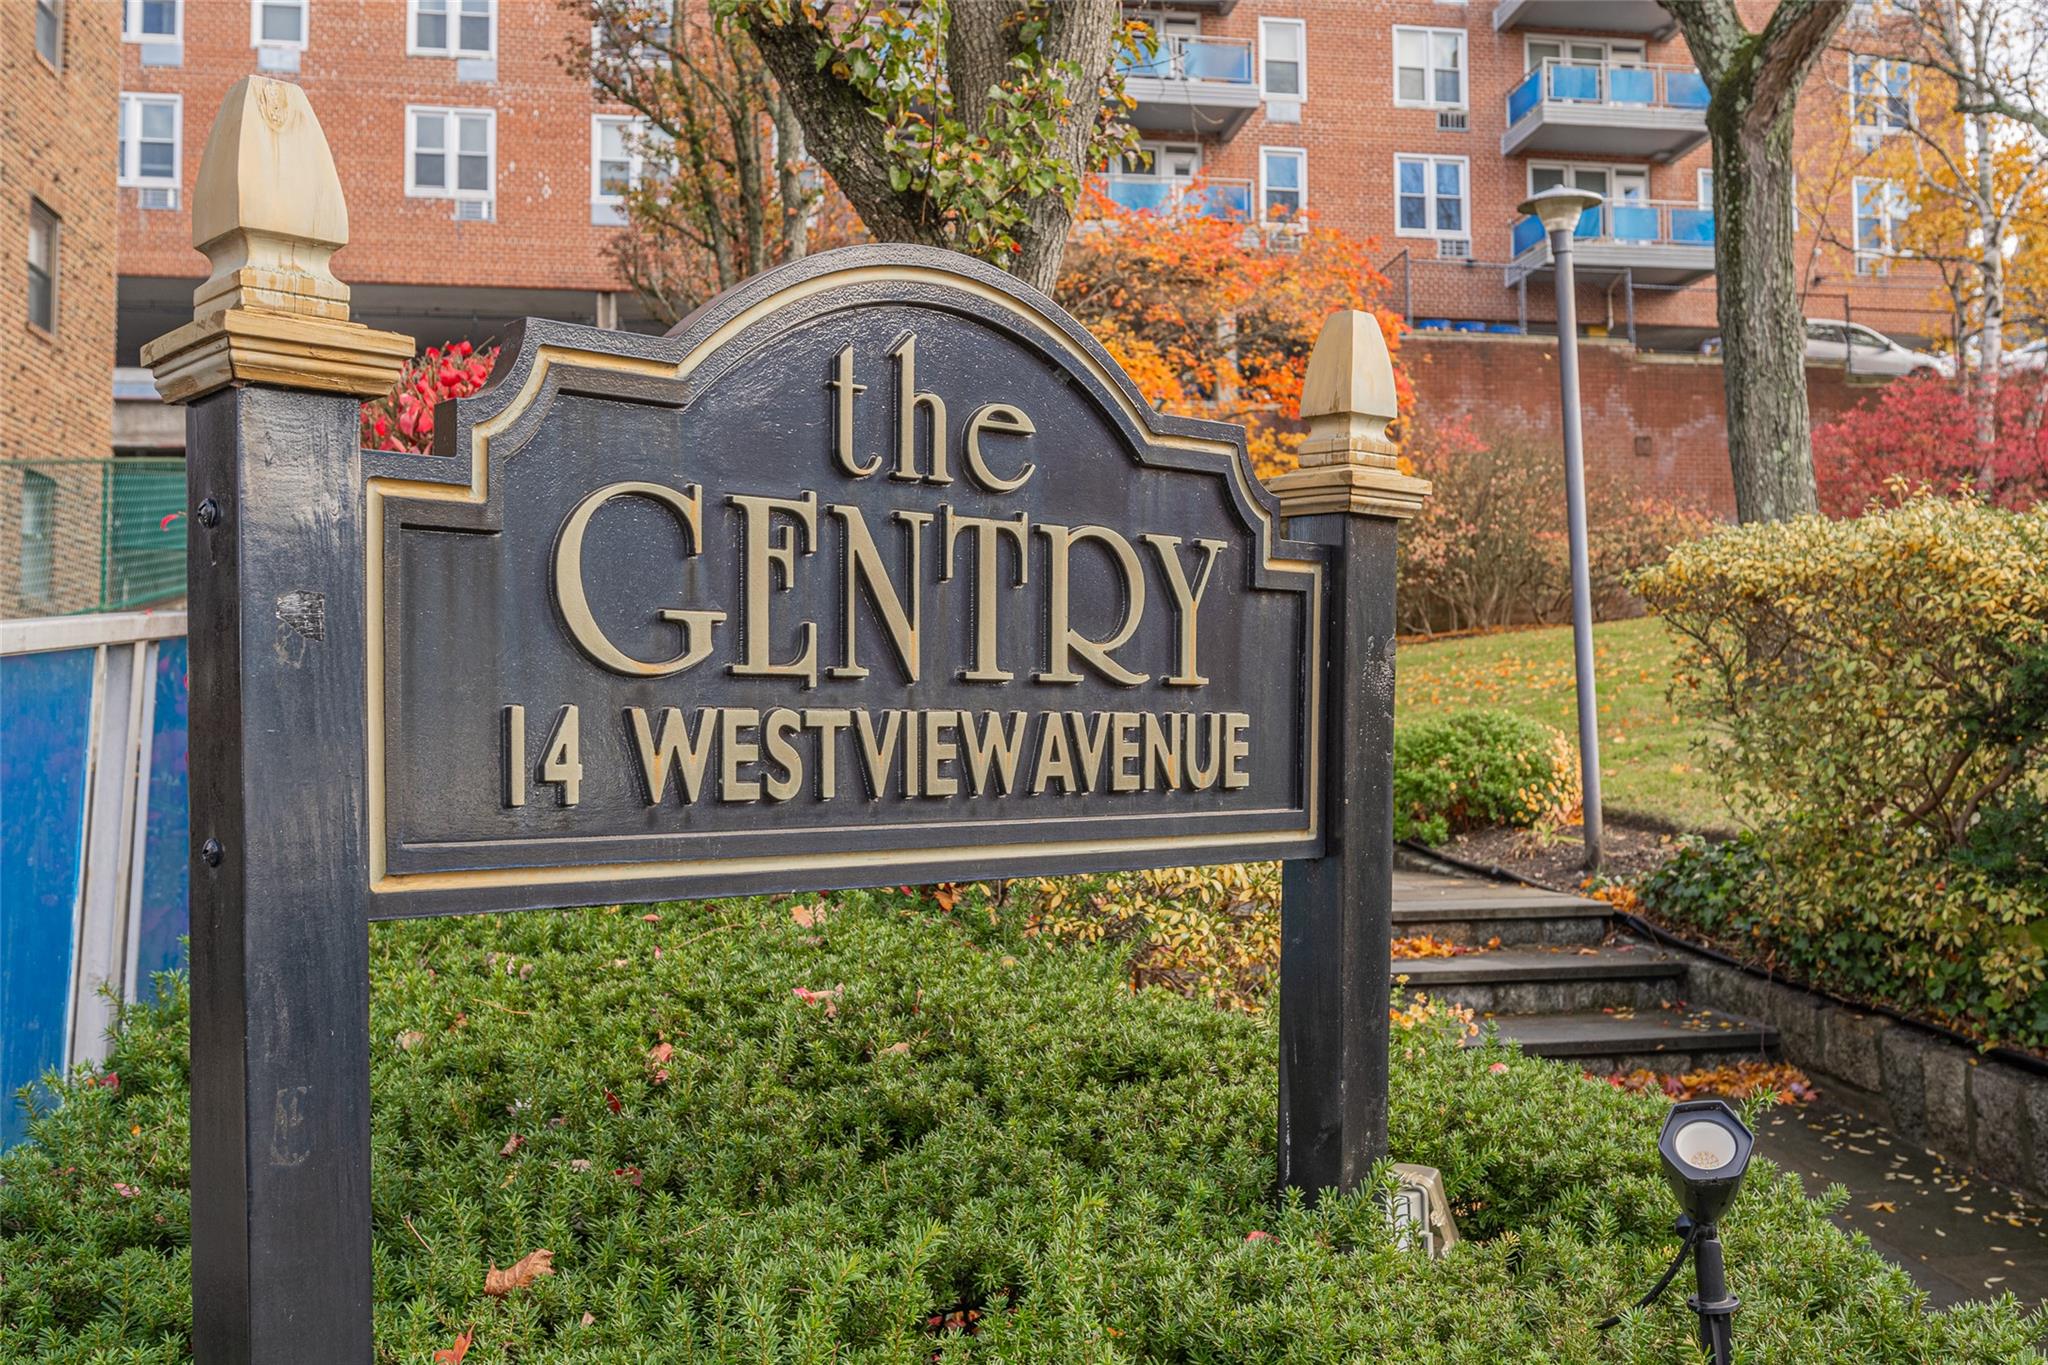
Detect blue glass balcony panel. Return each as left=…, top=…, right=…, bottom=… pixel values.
left=1670, top=208, right=1716, bottom=244
left=1509, top=68, right=1541, bottom=123
left=1182, top=39, right=1253, bottom=84
left=1548, top=63, right=1602, bottom=102
left=1667, top=70, right=1710, bottom=108
left=1105, top=179, right=1173, bottom=212
left=1576, top=206, right=1603, bottom=238
left=1612, top=204, right=1658, bottom=241
left=1192, top=182, right=1251, bottom=219
left=1513, top=215, right=1546, bottom=255
left=1609, top=67, right=1655, bottom=105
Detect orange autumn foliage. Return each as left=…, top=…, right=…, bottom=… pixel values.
left=1056, top=189, right=1411, bottom=481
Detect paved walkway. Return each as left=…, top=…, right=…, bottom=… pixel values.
left=1391, top=864, right=2046, bottom=1311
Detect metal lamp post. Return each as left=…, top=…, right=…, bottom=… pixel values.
left=1518, top=185, right=1607, bottom=871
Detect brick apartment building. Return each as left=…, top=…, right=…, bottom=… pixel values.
left=108, top=2, right=1939, bottom=361
left=4, top=0, right=122, bottom=617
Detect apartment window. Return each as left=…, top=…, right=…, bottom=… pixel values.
left=20, top=471, right=57, bottom=605
left=594, top=115, right=661, bottom=202
left=1395, top=155, right=1466, bottom=238
left=1394, top=27, right=1466, bottom=108
left=119, top=94, right=182, bottom=195
left=411, top=0, right=493, bottom=58
left=35, top=0, right=62, bottom=68
left=1261, top=147, right=1306, bottom=221
left=408, top=106, right=495, bottom=200
left=124, top=0, right=179, bottom=41
left=1853, top=176, right=1908, bottom=260
left=1697, top=168, right=1714, bottom=209
left=1525, top=36, right=1644, bottom=70
left=1851, top=55, right=1911, bottom=135
left=1259, top=17, right=1305, bottom=99
left=27, top=201, right=58, bottom=333
left=251, top=0, right=306, bottom=48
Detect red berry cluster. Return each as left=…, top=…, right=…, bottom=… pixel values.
left=359, top=338, right=500, bottom=454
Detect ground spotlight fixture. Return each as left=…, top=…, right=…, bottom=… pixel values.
left=1597, top=1100, right=1754, bottom=1365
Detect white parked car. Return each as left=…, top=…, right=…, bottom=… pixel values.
left=1698, top=320, right=1952, bottom=377
left=1800, top=320, right=1952, bottom=377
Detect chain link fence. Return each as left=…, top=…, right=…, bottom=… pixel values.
left=1, top=459, right=187, bottom=620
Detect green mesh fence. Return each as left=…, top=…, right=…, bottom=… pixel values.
left=2, top=458, right=187, bottom=618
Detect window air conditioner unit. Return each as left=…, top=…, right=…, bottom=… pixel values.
left=137, top=186, right=178, bottom=211
left=1436, top=109, right=1468, bottom=132
left=453, top=198, right=495, bottom=223
left=1437, top=237, right=1471, bottom=261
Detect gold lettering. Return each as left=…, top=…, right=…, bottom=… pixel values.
left=1223, top=712, right=1252, bottom=790
left=1110, top=712, right=1142, bottom=793
left=962, top=402, right=1036, bottom=492
left=540, top=704, right=583, bottom=806
left=720, top=707, right=762, bottom=802
left=502, top=704, right=525, bottom=808
left=1142, top=535, right=1227, bottom=687
left=1030, top=711, right=1077, bottom=795
left=731, top=491, right=819, bottom=687
left=903, top=707, right=921, bottom=797
left=1068, top=711, right=1114, bottom=793
left=923, top=710, right=959, bottom=797
left=889, top=333, right=950, bottom=484
left=830, top=505, right=928, bottom=682
left=828, top=344, right=879, bottom=477
left=855, top=709, right=905, bottom=799
left=552, top=482, right=724, bottom=677
left=1142, top=711, right=1182, bottom=790
left=627, top=706, right=717, bottom=804
left=762, top=708, right=804, bottom=801
left=960, top=710, right=1029, bottom=795
left=1188, top=712, right=1224, bottom=790
left=803, top=708, right=851, bottom=800
left=1036, top=523, right=1149, bottom=686
left=942, top=507, right=1030, bottom=683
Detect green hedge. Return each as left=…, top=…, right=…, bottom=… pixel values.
left=4, top=892, right=2041, bottom=1361
left=1393, top=707, right=1581, bottom=846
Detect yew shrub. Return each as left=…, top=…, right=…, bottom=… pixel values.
left=1392, top=708, right=1582, bottom=847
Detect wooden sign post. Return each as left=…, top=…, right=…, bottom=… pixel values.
left=145, top=79, right=1426, bottom=1361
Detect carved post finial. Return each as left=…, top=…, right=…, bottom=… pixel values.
left=142, top=77, right=411, bottom=405
left=1264, top=311, right=1432, bottom=521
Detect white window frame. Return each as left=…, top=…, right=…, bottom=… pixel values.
left=1523, top=34, right=1646, bottom=70
left=591, top=115, right=653, bottom=205
left=1849, top=55, right=1912, bottom=136
left=1697, top=168, right=1714, bottom=209
left=406, top=105, right=497, bottom=201
left=118, top=92, right=183, bottom=189
left=408, top=0, right=496, bottom=59
left=1393, top=153, right=1469, bottom=240
left=1852, top=175, right=1908, bottom=259
left=123, top=0, right=182, bottom=43
left=1393, top=26, right=1468, bottom=110
left=250, top=0, right=308, bottom=51
left=1527, top=160, right=1651, bottom=197
left=1258, top=16, right=1307, bottom=102
left=1259, top=145, right=1307, bottom=223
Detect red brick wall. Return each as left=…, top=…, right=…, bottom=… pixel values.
left=1405, top=331, right=1884, bottom=520
left=118, top=0, right=630, bottom=292
left=4, top=0, right=119, bottom=459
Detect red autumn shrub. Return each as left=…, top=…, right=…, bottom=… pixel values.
left=359, top=339, right=500, bottom=454
left=1812, top=371, right=2048, bottom=515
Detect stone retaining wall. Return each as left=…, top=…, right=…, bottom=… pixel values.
left=1682, top=956, right=2047, bottom=1201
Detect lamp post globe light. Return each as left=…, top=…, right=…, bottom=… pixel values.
left=1516, top=185, right=1608, bottom=871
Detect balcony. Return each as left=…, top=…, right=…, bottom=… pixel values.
left=1506, top=201, right=1717, bottom=287
left=1118, top=34, right=1262, bottom=139
left=1493, top=0, right=1677, bottom=36
left=1502, top=61, right=1709, bottom=161
left=1094, top=174, right=1253, bottom=221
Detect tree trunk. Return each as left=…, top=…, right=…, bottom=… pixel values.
left=1710, top=109, right=1821, bottom=522
left=1971, top=108, right=2003, bottom=467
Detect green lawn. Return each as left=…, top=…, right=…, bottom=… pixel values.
left=1395, top=616, right=1729, bottom=832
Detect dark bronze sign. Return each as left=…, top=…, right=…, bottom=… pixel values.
left=364, top=252, right=1322, bottom=914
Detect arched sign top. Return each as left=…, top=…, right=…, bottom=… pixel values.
left=362, top=244, right=1327, bottom=917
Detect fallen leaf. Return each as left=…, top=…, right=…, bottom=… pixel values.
left=396, top=1030, right=426, bottom=1052
left=569, top=1159, right=591, bottom=1172
left=647, top=1042, right=674, bottom=1067
left=790, top=903, right=827, bottom=929
left=613, top=1165, right=643, bottom=1187
left=500, top=1133, right=523, bottom=1158
left=483, top=1248, right=555, bottom=1297
left=433, top=1327, right=474, bottom=1363
left=1489, top=1062, right=1510, bottom=1074
left=1866, top=1201, right=1897, bottom=1213
left=880, top=1041, right=911, bottom=1056
left=641, top=913, right=661, bottom=923
left=605, top=1090, right=622, bottom=1115
left=934, top=882, right=960, bottom=911
left=113, top=1182, right=140, bottom=1198
left=1244, top=1230, right=1274, bottom=1243
left=579, top=1312, right=596, bottom=1327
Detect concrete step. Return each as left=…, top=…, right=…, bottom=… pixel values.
left=1391, top=871, right=1612, bottom=946
left=1393, top=944, right=1685, bottom=1013
left=1488, top=1006, right=1782, bottom=1074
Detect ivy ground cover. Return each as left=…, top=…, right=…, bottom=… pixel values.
left=4, top=889, right=2039, bottom=1362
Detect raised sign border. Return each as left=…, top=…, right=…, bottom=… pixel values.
left=360, top=246, right=1327, bottom=916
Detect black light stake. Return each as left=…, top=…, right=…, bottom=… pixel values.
left=1599, top=1099, right=1755, bottom=1365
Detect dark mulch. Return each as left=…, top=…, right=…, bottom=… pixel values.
left=1428, top=813, right=1699, bottom=893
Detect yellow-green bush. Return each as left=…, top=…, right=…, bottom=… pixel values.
left=1634, top=492, right=2048, bottom=1048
